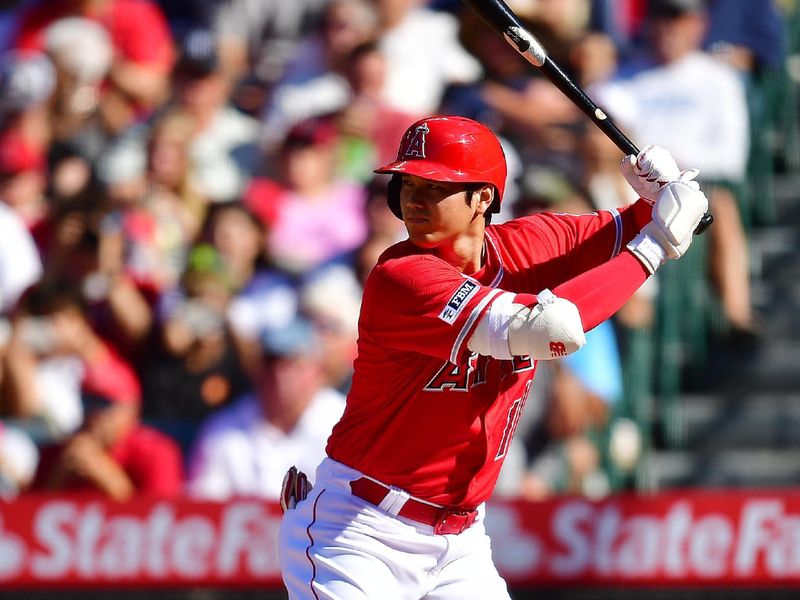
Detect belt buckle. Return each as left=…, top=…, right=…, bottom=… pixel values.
left=433, top=509, right=477, bottom=535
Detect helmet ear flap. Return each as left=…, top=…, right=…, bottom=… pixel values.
left=387, top=174, right=403, bottom=219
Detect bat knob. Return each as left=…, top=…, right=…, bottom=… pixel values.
left=694, top=212, right=713, bottom=235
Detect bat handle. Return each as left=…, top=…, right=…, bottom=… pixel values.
left=589, top=101, right=713, bottom=235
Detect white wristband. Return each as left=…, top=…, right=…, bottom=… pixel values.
left=627, top=231, right=666, bottom=275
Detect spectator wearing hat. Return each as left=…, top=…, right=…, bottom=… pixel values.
left=185, top=314, right=345, bottom=500
left=299, top=264, right=362, bottom=394
left=172, top=28, right=260, bottom=204
left=14, top=0, right=174, bottom=127
left=42, top=16, right=115, bottom=164
left=0, top=130, right=49, bottom=237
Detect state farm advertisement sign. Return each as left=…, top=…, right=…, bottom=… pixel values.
left=0, top=497, right=284, bottom=588
left=2, top=491, right=800, bottom=588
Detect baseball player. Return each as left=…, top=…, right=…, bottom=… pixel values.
left=279, top=116, right=707, bottom=599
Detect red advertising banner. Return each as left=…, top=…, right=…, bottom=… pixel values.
left=2, top=490, right=800, bottom=588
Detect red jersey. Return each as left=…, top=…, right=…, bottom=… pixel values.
left=327, top=201, right=651, bottom=508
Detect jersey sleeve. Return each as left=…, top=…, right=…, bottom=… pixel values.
left=506, top=199, right=651, bottom=290
left=361, top=255, right=514, bottom=365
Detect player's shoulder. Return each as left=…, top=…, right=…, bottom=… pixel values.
left=368, top=241, right=458, bottom=289
left=374, top=240, right=444, bottom=272
left=488, top=214, right=549, bottom=239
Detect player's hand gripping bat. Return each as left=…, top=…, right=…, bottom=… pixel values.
left=461, top=0, right=713, bottom=235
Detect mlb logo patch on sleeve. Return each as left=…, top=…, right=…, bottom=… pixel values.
left=439, top=280, right=479, bottom=324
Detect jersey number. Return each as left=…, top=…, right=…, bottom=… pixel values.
left=495, top=379, right=532, bottom=461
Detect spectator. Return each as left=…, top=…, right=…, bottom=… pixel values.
left=31, top=386, right=183, bottom=500
left=520, top=320, right=624, bottom=500
left=199, top=201, right=299, bottom=376
left=0, top=195, right=42, bottom=316
left=444, top=3, right=585, bottom=175
left=299, top=264, right=361, bottom=394
left=0, top=49, right=55, bottom=147
left=186, top=314, right=345, bottom=500
left=704, top=0, right=787, bottom=227
left=494, top=168, right=629, bottom=500
left=1, top=278, right=140, bottom=440
left=0, top=421, right=39, bottom=497
left=43, top=213, right=155, bottom=358
left=140, top=243, right=249, bottom=450
left=375, top=0, right=483, bottom=115
left=0, top=129, right=49, bottom=242
left=202, top=201, right=268, bottom=294
left=353, top=174, right=410, bottom=285
left=43, top=17, right=115, bottom=190
left=259, top=0, right=381, bottom=152
left=145, top=108, right=208, bottom=240
left=334, top=41, right=420, bottom=182
left=704, top=0, right=786, bottom=75
left=14, top=0, right=174, bottom=127
left=593, top=0, right=756, bottom=337
left=211, top=0, right=330, bottom=86
left=245, top=116, right=368, bottom=274
left=171, top=28, right=260, bottom=203
left=578, top=118, right=657, bottom=331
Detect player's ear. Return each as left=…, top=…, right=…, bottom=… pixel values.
left=474, top=184, right=495, bottom=216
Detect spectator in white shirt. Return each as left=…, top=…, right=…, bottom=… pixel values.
left=186, top=313, right=345, bottom=500
left=593, top=0, right=755, bottom=338
left=0, top=201, right=41, bottom=316
left=375, top=0, right=482, bottom=115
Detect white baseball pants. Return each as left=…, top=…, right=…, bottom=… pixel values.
left=279, top=458, right=512, bottom=600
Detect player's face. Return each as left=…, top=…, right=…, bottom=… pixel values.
left=399, top=174, right=479, bottom=248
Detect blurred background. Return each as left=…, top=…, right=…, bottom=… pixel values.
left=0, top=0, right=798, bottom=598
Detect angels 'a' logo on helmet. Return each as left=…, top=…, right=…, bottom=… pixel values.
left=403, top=123, right=429, bottom=158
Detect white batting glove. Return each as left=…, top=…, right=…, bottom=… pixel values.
left=620, top=144, right=699, bottom=205
left=627, top=176, right=709, bottom=274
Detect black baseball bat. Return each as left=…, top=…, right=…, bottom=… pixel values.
left=461, top=0, right=713, bottom=235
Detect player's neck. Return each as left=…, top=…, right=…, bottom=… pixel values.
left=435, top=231, right=486, bottom=275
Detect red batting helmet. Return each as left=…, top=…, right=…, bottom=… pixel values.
left=374, top=116, right=507, bottom=219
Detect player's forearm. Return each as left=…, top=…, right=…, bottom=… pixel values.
left=552, top=249, right=650, bottom=331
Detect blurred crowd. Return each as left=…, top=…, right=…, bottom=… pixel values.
left=0, top=0, right=791, bottom=503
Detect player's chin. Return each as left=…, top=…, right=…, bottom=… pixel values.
left=406, top=230, right=442, bottom=249
left=404, top=218, right=432, bottom=236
